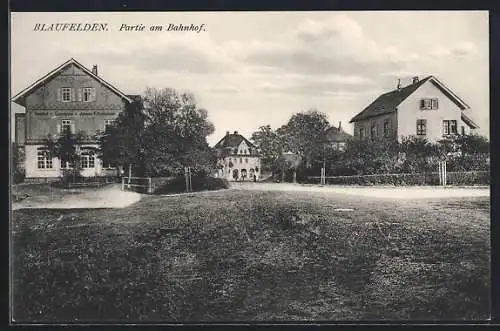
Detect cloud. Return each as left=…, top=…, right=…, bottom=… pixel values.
left=452, top=41, right=477, bottom=56
left=429, top=41, right=477, bottom=58
left=206, top=86, right=242, bottom=94
left=47, top=32, right=239, bottom=75
left=239, top=14, right=418, bottom=77
left=257, top=75, right=377, bottom=97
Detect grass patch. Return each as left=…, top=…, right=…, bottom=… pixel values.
left=11, top=191, right=490, bottom=322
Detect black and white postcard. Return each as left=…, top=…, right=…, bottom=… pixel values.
left=9, top=10, right=491, bottom=323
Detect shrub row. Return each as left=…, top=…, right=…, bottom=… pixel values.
left=307, top=171, right=489, bottom=186
left=153, top=176, right=229, bottom=194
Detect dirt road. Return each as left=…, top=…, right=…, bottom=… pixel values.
left=230, top=182, right=490, bottom=199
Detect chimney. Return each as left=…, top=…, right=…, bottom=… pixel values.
left=226, top=131, right=230, bottom=136
left=338, top=121, right=342, bottom=130
left=234, top=131, right=238, bottom=135
left=92, top=65, right=98, bottom=76
left=412, top=76, right=419, bottom=84
left=397, top=79, right=401, bottom=91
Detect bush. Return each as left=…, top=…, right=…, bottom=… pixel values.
left=13, top=169, right=25, bottom=184
left=154, top=176, right=229, bottom=194
left=446, top=171, right=490, bottom=185
left=51, top=173, right=117, bottom=188
left=308, top=171, right=489, bottom=186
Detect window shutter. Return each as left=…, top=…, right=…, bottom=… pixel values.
left=91, top=88, right=97, bottom=101
left=71, top=123, right=75, bottom=134
left=71, top=88, right=76, bottom=101
left=56, top=88, right=61, bottom=101
left=56, top=123, right=61, bottom=134
left=77, top=88, right=82, bottom=101
left=420, top=99, right=424, bottom=109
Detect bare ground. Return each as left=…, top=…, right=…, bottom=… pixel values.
left=11, top=184, right=142, bottom=210
left=230, top=182, right=490, bottom=199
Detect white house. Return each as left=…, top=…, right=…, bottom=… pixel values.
left=213, top=131, right=262, bottom=181
left=349, top=76, right=480, bottom=142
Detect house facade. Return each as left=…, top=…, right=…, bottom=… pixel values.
left=349, top=76, right=479, bottom=142
left=322, top=122, right=353, bottom=151
left=213, top=131, right=262, bottom=181
left=12, top=58, right=134, bottom=181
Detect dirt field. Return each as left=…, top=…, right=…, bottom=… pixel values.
left=11, top=184, right=141, bottom=210
left=230, top=182, right=490, bottom=199
left=11, top=188, right=490, bottom=322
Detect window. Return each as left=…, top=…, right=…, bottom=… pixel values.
left=61, top=160, right=74, bottom=169
left=104, top=119, right=114, bottom=131
left=240, top=158, right=243, bottom=164
left=61, top=87, right=72, bottom=102
left=61, top=119, right=73, bottom=134
left=461, top=126, right=465, bottom=135
left=245, top=158, right=248, bottom=163
left=82, top=88, right=94, bottom=102
left=359, top=128, right=365, bottom=140
left=37, top=148, right=53, bottom=169
left=370, top=123, right=378, bottom=140
left=80, top=153, right=95, bottom=168
left=420, top=98, right=439, bottom=110
left=383, top=120, right=391, bottom=137
left=416, top=119, right=427, bottom=136
left=443, top=120, right=457, bottom=136
left=103, top=161, right=116, bottom=169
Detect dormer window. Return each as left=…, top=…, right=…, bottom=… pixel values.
left=420, top=98, right=438, bottom=110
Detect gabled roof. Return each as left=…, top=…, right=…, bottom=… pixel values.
left=349, top=76, right=471, bottom=123
left=213, top=132, right=256, bottom=149
left=323, top=126, right=353, bottom=143
left=11, top=58, right=133, bottom=107
left=461, top=112, right=479, bottom=129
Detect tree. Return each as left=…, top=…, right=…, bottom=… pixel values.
left=43, top=128, right=86, bottom=182
left=141, top=88, right=216, bottom=177
left=250, top=125, right=284, bottom=172
left=12, top=142, right=25, bottom=183
left=97, top=99, right=146, bottom=183
left=274, top=152, right=302, bottom=183
left=278, top=110, right=330, bottom=167
left=438, top=134, right=490, bottom=171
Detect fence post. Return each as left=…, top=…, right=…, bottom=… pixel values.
left=443, top=161, right=447, bottom=186
left=188, top=167, right=192, bottom=192
left=147, top=177, right=152, bottom=194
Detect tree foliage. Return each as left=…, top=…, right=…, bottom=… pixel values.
left=141, top=88, right=216, bottom=176
left=97, top=99, right=146, bottom=176
left=43, top=128, right=87, bottom=181
left=250, top=125, right=284, bottom=171
left=278, top=110, right=330, bottom=164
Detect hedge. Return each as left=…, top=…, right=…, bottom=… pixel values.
left=307, top=171, right=489, bottom=186
left=153, top=176, right=229, bottom=194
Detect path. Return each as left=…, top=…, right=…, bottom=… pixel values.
left=230, top=182, right=490, bottom=199
left=12, top=184, right=142, bottom=210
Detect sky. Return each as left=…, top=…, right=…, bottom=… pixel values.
left=10, top=11, right=489, bottom=146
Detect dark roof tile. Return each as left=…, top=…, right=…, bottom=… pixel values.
left=213, top=132, right=256, bottom=149
left=349, top=76, right=432, bottom=123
